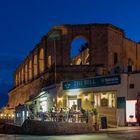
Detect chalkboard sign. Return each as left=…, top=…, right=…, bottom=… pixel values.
left=101, top=117, right=107, bottom=129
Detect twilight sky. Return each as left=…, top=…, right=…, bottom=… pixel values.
left=0, top=0, right=140, bottom=107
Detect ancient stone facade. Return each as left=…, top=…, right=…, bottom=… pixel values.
left=8, top=23, right=140, bottom=109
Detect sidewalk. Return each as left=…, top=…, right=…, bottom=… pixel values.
left=99, top=126, right=140, bottom=133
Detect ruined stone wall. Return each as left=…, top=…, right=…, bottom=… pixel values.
left=123, top=38, right=137, bottom=71
left=107, top=26, right=124, bottom=71
left=71, top=48, right=89, bottom=65
left=136, top=43, right=140, bottom=70
left=8, top=77, right=43, bottom=108
left=8, top=23, right=140, bottom=109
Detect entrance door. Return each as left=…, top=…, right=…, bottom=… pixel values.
left=40, top=100, right=47, bottom=112
left=68, top=99, right=77, bottom=110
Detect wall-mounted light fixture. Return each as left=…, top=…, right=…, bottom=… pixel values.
left=57, top=97, right=63, bottom=102
left=53, top=98, right=55, bottom=102
left=84, top=95, right=88, bottom=101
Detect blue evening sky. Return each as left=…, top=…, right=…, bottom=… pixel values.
left=0, top=0, right=140, bottom=107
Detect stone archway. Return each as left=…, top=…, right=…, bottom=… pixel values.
left=39, top=48, right=45, bottom=73
left=70, top=36, right=89, bottom=65
left=51, top=24, right=111, bottom=68
left=29, top=59, right=33, bottom=80
left=33, top=54, right=38, bottom=77
left=25, top=64, right=28, bottom=83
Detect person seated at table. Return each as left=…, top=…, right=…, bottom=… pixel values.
left=49, top=107, right=56, bottom=121
left=72, top=101, right=77, bottom=110
left=58, top=108, right=64, bottom=122
left=68, top=107, right=76, bottom=122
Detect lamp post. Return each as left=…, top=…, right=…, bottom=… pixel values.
left=48, top=30, right=60, bottom=83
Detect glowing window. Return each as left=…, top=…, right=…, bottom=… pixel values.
left=48, top=55, right=52, bottom=68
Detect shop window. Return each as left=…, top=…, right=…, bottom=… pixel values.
left=101, top=93, right=108, bottom=107
left=94, top=94, right=98, bottom=107
left=109, top=93, right=115, bottom=107
left=94, top=94, right=101, bottom=107
left=97, top=94, right=101, bottom=106
left=94, top=92, right=116, bottom=108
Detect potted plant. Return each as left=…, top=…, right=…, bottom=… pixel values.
left=91, top=108, right=99, bottom=131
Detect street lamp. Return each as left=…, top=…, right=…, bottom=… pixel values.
left=48, top=30, right=61, bottom=83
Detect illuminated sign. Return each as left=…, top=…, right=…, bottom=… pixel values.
left=63, top=75, right=121, bottom=90
left=126, top=100, right=137, bottom=123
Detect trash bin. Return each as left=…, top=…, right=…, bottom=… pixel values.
left=101, top=116, right=107, bottom=129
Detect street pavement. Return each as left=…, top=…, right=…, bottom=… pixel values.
left=0, top=126, right=140, bottom=140
left=100, top=126, right=140, bottom=133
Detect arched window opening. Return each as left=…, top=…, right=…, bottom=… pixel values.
left=29, top=60, right=32, bottom=80
left=21, top=68, right=24, bottom=83
left=34, top=54, right=38, bottom=77
left=39, top=48, right=45, bottom=73
left=15, top=74, right=19, bottom=86
left=76, top=58, right=82, bottom=65
left=25, top=64, right=28, bottom=83
left=85, top=54, right=90, bottom=65
left=71, top=37, right=89, bottom=65
left=18, top=72, right=21, bottom=84
left=48, top=55, right=52, bottom=68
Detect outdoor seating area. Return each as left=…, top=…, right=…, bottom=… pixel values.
left=29, top=108, right=89, bottom=123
